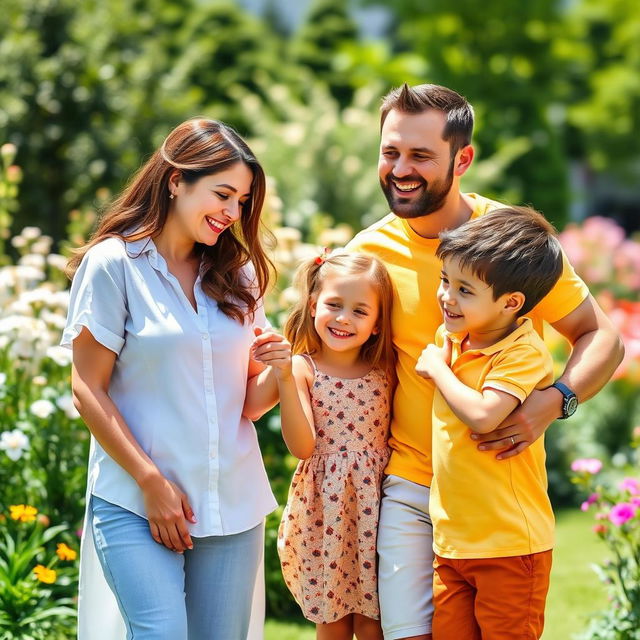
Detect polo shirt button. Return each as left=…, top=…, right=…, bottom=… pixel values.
left=202, top=333, right=209, bottom=340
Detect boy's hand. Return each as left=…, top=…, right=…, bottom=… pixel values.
left=415, top=339, right=452, bottom=379
left=251, top=327, right=292, bottom=381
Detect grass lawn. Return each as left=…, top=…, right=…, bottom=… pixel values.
left=542, top=508, right=607, bottom=640
left=265, top=508, right=608, bottom=640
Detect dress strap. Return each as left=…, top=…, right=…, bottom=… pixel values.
left=301, top=354, right=318, bottom=374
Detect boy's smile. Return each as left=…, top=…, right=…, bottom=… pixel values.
left=437, top=257, right=521, bottom=347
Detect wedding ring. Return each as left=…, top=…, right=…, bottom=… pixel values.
left=510, top=436, right=516, bottom=446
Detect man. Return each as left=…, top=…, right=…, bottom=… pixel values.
left=346, top=83, right=624, bottom=640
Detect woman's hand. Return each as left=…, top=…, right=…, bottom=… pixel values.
left=138, top=471, right=196, bottom=553
left=251, top=327, right=293, bottom=381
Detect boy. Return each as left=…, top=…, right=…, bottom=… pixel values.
left=415, top=206, right=566, bottom=640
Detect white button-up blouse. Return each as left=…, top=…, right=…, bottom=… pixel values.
left=61, top=236, right=277, bottom=537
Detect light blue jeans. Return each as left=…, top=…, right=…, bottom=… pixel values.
left=90, top=495, right=263, bottom=640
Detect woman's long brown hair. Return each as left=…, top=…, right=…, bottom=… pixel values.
left=66, top=118, right=273, bottom=322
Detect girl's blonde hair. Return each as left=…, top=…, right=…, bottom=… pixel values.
left=284, top=251, right=396, bottom=379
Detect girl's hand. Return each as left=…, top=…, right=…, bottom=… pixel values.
left=138, top=472, right=196, bottom=553
left=251, top=327, right=293, bottom=381
left=415, top=339, right=452, bottom=379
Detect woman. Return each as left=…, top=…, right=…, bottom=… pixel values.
left=62, top=118, right=277, bottom=639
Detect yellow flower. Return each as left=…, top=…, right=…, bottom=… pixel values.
left=56, top=542, right=77, bottom=561
left=33, top=564, right=57, bottom=584
left=9, top=504, right=38, bottom=522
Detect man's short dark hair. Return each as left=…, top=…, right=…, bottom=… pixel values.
left=380, top=83, right=474, bottom=157
left=436, top=206, right=564, bottom=316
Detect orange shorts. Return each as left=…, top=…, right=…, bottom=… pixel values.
left=432, top=551, right=552, bottom=640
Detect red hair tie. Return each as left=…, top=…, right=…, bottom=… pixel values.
left=315, top=247, right=331, bottom=265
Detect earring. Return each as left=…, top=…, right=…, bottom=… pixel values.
left=169, top=193, right=175, bottom=200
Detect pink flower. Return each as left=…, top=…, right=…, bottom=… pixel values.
left=618, top=477, right=640, bottom=495
left=580, top=493, right=600, bottom=511
left=608, top=503, right=637, bottom=526
left=631, top=497, right=640, bottom=508
left=592, top=523, right=608, bottom=536
left=571, top=458, right=603, bottom=474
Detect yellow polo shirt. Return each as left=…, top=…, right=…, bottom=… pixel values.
left=430, top=319, right=555, bottom=558
left=347, top=193, right=589, bottom=486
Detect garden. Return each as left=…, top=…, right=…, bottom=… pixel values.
left=2, top=1, right=640, bottom=638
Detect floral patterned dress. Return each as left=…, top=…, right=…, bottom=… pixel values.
left=277, top=358, right=391, bottom=623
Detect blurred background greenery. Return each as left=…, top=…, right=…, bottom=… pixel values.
left=1, top=0, right=639, bottom=638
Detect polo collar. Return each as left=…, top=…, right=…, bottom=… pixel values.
left=446, top=317, right=534, bottom=356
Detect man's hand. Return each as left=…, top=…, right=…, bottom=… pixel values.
left=471, top=386, right=563, bottom=459
left=415, top=339, right=452, bottom=380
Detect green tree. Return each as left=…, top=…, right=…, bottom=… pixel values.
left=0, top=0, right=292, bottom=241
left=291, top=0, right=359, bottom=107
left=560, top=0, right=640, bottom=179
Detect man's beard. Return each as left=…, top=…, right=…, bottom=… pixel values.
left=380, top=157, right=455, bottom=219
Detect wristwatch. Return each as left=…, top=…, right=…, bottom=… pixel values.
left=551, top=381, right=578, bottom=419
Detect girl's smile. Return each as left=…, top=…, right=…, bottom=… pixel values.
left=311, top=273, right=380, bottom=360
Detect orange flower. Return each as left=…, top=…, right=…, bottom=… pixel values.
left=33, top=564, right=57, bottom=584
left=56, top=542, right=77, bottom=561
left=9, top=504, right=38, bottom=522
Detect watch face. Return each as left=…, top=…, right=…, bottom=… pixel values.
left=565, top=396, right=578, bottom=417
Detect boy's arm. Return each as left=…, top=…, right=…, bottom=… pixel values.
left=474, top=295, right=624, bottom=458
left=416, top=343, right=519, bottom=434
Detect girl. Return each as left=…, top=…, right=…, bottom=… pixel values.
left=245, top=250, right=395, bottom=640
left=63, top=118, right=276, bottom=639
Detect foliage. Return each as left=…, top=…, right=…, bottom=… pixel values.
left=571, top=435, right=640, bottom=639
left=0, top=0, right=295, bottom=240
left=545, top=216, right=640, bottom=505
left=0, top=505, right=77, bottom=640
left=561, top=0, right=640, bottom=177
left=291, top=0, right=359, bottom=107
left=0, top=221, right=88, bottom=527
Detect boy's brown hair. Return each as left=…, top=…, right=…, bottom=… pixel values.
left=436, top=206, right=563, bottom=316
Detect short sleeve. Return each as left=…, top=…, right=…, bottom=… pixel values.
left=482, top=343, right=553, bottom=404
left=61, top=243, right=128, bottom=354
left=529, top=250, right=589, bottom=324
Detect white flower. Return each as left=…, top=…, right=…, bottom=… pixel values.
left=0, top=429, right=30, bottom=461
left=21, top=226, right=42, bottom=240
left=18, top=254, right=46, bottom=269
left=14, top=265, right=45, bottom=284
left=46, top=346, right=72, bottom=367
left=32, top=376, right=47, bottom=386
left=30, top=399, right=55, bottom=419
left=47, top=253, right=68, bottom=271
left=41, top=310, right=67, bottom=330
left=56, top=394, right=80, bottom=420
left=31, top=238, right=53, bottom=255
left=11, top=236, right=27, bottom=249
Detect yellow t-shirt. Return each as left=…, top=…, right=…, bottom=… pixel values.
left=346, top=193, right=589, bottom=486
left=431, top=319, right=555, bottom=558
